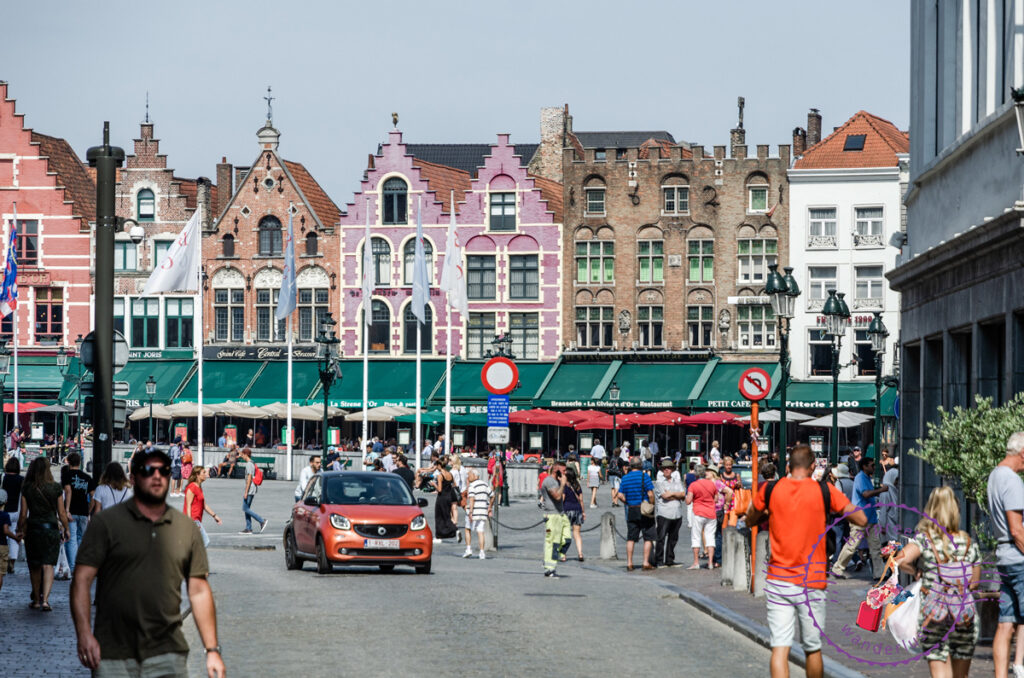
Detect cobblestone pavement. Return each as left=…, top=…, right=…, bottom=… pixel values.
left=0, top=474, right=800, bottom=677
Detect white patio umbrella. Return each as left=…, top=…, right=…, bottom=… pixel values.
left=737, top=410, right=815, bottom=423
left=798, top=411, right=874, bottom=428
left=165, top=402, right=218, bottom=418
left=129, top=404, right=173, bottom=421
left=344, top=405, right=416, bottom=422
left=216, top=402, right=272, bottom=419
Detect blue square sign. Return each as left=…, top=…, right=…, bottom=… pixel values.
left=487, top=395, right=510, bottom=427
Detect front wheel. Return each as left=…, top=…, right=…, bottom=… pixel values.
left=284, top=529, right=303, bottom=571
left=415, top=560, right=432, bottom=575
left=316, top=537, right=333, bottom=574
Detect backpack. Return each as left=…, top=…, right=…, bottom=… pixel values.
left=763, top=477, right=832, bottom=530
left=253, top=465, right=264, bottom=486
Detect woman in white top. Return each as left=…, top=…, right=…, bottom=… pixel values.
left=89, top=462, right=133, bottom=515
left=450, top=455, right=468, bottom=531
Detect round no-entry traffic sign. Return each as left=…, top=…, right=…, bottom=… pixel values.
left=738, top=367, right=772, bottom=401
left=481, top=357, right=519, bottom=395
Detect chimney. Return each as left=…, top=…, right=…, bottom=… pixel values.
left=730, top=96, right=746, bottom=158
left=216, top=157, right=233, bottom=216
left=528, top=105, right=569, bottom=183
left=792, top=127, right=807, bottom=157
left=196, top=177, right=213, bottom=230
left=807, top=108, right=822, bottom=146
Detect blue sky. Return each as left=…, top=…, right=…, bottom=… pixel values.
left=3, top=0, right=909, bottom=204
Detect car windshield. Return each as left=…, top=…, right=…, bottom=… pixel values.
left=324, top=475, right=416, bottom=506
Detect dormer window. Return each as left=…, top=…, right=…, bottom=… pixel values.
left=137, top=189, right=155, bottom=222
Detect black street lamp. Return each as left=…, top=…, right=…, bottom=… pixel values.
left=75, top=334, right=84, bottom=450
left=0, top=339, right=10, bottom=452
left=609, top=380, right=621, bottom=454
left=485, top=332, right=515, bottom=359
left=867, top=312, right=890, bottom=480
left=765, top=264, right=801, bottom=462
left=315, top=313, right=341, bottom=452
left=57, top=346, right=70, bottom=455
left=823, top=289, right=851, bottom=464
left=145, top=375, right=157, bottom=444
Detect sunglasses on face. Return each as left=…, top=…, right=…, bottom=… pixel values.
left=137, top=464, right=171, bottom=478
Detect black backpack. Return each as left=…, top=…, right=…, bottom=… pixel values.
left=763, top=477, right=833, bottom=530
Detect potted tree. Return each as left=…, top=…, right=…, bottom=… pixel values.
left=913, top=392, right=1024, bottom=641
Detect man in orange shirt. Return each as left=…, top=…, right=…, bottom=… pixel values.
left=746, top=445, right=866, bottom=678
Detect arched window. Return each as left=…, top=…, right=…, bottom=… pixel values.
left=370, top=237, right=391, bottom=286
left=382, top=177, right=408, bottom=224
left=258, top=216, right=283, bottom=255
left=403, top=238, right=433, bottom=285
left=403, top=305, right=433, bottom=354
left=137, top=189, right=155, bottom=221
left=305, top=231, right=318, bottom=256
left=364, top=300, right=391, bottom=354
left=222, top=234, right=235, bottom=258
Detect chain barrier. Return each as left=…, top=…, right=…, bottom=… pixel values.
left=493, top=517, right=546, bottom=531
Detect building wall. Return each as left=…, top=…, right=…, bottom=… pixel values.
left=788, top=167, right=905, bottom=381
left=559, top=137, right=791, bottom=358
left=113, top=122, right=213, bottom=351
left=0, top=82, right=92, bottom=351
left=338, top=131, right=563, bottom=360
left=201, top=125, right=340, bottom=347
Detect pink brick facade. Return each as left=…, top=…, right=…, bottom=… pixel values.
left=338, top=131, right=563, bottom=360
left=0, top=82, right=93, bottom=352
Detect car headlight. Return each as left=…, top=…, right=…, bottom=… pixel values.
left=330, top=514, right=351, bottom=530
left=410, top=515, right=427, bottom=531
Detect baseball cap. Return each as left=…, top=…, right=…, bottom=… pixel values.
left=660, top=458, right=675, bottom=469
left=131, top=448, right=173, bottom=474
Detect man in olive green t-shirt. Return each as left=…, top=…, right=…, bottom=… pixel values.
left=71, top=449, right=226, bottom=678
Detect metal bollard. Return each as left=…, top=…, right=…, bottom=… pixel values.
left=720, top=527, right=737, bottom=588
left=752, top=530, right=770, bottom=597
left=484, top=517, right=497, bottom=553
left=600, top=512, right=618, bottom=560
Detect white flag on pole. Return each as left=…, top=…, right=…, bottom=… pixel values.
left=142, top=211, right=201, bottom=295
left=411, top=196, right=429, bottom=323
left=276, top=205, right=296, bottom=319
left=362, top=200, right=373, bottom=325
left=439, top=192, right=468, bottom=318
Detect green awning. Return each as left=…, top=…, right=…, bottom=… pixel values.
left=688, top=360, right=780, bottom=409
left=425, top=361, right=554, bottom=411
left=324, top=359, right=447, bottom=409
left=243, top=360, right=321, bottom=405
left=116, top=359, right=195, bottom=408
left=766, top=381, right=879, bottom=410
left=8, top=355, right=65, bottom=395
left=394, top=410, right=447, bottom=425
left=533, top=362, right=613, bottom=407
left=176, top=361, right=263, bottom=404
left=880, top=387, right=897, bottom=417
left=606, top=362, right=707, bottom=408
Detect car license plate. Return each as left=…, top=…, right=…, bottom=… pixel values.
left=363, top=538, right=400, bottom=549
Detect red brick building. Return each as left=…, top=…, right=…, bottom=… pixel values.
left=202, top=119, right=341, bottom=347
left=0, top=81, right=95, bottom=400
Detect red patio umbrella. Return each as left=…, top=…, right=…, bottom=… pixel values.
left=680, top=411, right=743, bottom=426
left=4, top=402, right=47, bottom=413
left=509, top=408, right=573, bottom=427
left=562, top=409, right=606, bottom=424
left=628, top=410, right=689, bottom=426
left=573, top=413, right=634, bottom=430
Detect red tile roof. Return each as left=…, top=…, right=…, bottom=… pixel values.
left=638, top=138, right=692, bottom=160
left=283, top=160, right=341, bottom=229
left=411, top=158, right=472, bottom=214
left=527, top=173, right=564, bottom=223
left=793, top=111, right=909, bottom=170
left=31, top=132, right=96, bottom=222
left=173, top=176, right=219, bottom=212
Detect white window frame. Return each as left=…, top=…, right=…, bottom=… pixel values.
left=637, top=240, right=664, bottom=284
left=687, top=305, right=714, bottom=348
left=808, top=206, right=838, bottom=247
left=747, top=184, right=769, bottom=214
left=661, top=185, right=689, bottom=215
left=807, top=266, right=838, bottom=303
left=737, top=238, right=778, bottom=284
left=854, top=265, right=885, bottom=305
left=808, top=327, right=832, bottom=376
left=637, top=305, right=663, bottom=348
left=585, top=188, right=605, bottom=216
left=114, top=241, right=138, bottom=272
left=737, top=304, right=776, bottom=350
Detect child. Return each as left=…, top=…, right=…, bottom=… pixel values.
left=0, top=489, right=21, bottom=590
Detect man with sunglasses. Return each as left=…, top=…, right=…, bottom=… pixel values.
left=71, top=449, right=226, bottom=678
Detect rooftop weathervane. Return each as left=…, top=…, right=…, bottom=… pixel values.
left=264, top=86, right=275, bottom=124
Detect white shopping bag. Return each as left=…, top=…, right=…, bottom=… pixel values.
left=56, top=545, right=71, bottom=579
left=887, top=580, right=922, bottom=651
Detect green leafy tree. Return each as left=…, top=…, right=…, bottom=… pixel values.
left=913, top=392, right=1024, bottom=511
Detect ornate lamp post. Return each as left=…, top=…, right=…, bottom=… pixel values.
left=867, top=311, right=889, bottom=479
left=0, top=339, right=11, bottom=451
left=609, top=380, right=621, bottom=453
left=75, top=334, right=84, bottom=450
left=765, top=264, right=801, bottom=461
left=822, top=289, right=851, bottom=464
left=315, top=313, right=342, bottom=452
left=145, top=375, right=157, bottom=444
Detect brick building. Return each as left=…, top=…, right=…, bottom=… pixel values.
left=202, top=118, right=341, bottom=348
left=337, top=130, right=563, bottom=360
left=111, top=121, right=217, bottom=352
left=547, top=103, right=790, bottom=358
left=0, top=81, right=95, bottom=401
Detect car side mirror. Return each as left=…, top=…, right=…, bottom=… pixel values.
left=304, top=495, right=320, bottom=507
left=417, top=498, right=428, bottom=507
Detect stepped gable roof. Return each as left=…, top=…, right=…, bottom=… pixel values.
left=403, top=143, right=538, bottom=177
left=793, top=110, right=909, bottom=170
left=574, top=130, right=676, bottom=148
left=409, top=158, right=472, bottom=214
left=282, top=160, right=341, bottom=228
left=527, top=173, right=564, bottom=223
left=31, top=132, right=96, bottom=221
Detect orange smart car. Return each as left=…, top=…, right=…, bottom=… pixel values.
left=284, top=471, right=433, bottom=574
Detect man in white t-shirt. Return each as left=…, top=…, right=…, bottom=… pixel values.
left=590, top=439, right=606, bottom=462
left=988, top=431, right=1024, bottom=678
left=709, top=440, right=722, bottom=467
left=463, top=470, right=493, bottom=559
left=381, top=447, right=397, bottom=473
left=295, top=455, right=321, bottom=503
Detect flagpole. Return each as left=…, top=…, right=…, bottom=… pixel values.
left=286, top=315, right=293, bottom=481
left=362, top=198, right=370, bottom=468
left=444, top=191, right=453, bottom=457
left=414, top=196, right=422, bottom=471
left=196, top=205, right=204, bottom=466
left=11, top=203, right=18, bottom=436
